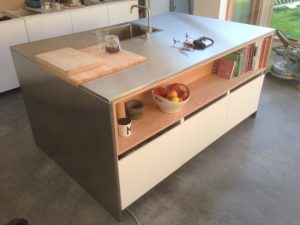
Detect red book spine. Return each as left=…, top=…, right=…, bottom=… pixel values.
left=259, top=37, right=272, bottom=69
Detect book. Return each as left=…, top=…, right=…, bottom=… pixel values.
left=216, top=59, right=237, bottom=79
left=212, top=59, right=221, bottom=74
left=248, top=44, right=255, bottom=71
left=259, top=36, right=272, bottom=69
left=254, top=39, right=263, bottom=70
left=251, top=42, right=258, bottom=70
left=224, top=51, right=243, bottom=76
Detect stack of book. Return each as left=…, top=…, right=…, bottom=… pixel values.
left=213, top=36, right=272, bottom=79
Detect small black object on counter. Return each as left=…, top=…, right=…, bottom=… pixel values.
left=193, top=36, right=214, bottom=50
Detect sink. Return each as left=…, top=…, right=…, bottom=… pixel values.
left=0, top=12, right=14, bottom=21
left=95, top=23, right=161, bottom=41
left=6, top=9, right=39, bottom=18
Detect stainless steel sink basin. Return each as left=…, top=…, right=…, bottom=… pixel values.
left=0, top=12, right=14, bottom=21
left=95, top=23, right=161, bottom=41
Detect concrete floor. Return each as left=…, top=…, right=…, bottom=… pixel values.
left=1, top=64, right=300, bottom=224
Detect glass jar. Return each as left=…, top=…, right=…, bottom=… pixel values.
left=105, top=35, right=121, bottom=53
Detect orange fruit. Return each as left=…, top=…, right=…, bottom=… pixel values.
left=167, top=90, right=178, bottom=98
left=170, top=97, right=180, bottom=102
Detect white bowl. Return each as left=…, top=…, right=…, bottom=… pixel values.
left=152, top=84, right=190, bottom=113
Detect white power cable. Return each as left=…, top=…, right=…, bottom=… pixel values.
left=126, top=208, right=141, bottom=225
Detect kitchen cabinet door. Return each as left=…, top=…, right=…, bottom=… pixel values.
left=182, top=96, right=229, bottom=164
left=0, top=19, right=29, bottom=93
left=227, top=75, right=265, bottom=131
left=172, top=0, right=190, bottom=14
left=148, top=0, right=170, bottom=16
left=118, top=124, right=182, bottom=209
left=70, top=4, right=109, bottom=33
left=107, top=0, right=138, bottom=25
left=25, top=11, right=73, bottom=42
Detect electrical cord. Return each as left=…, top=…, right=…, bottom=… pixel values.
left=126, top=208, right=141, bottom=225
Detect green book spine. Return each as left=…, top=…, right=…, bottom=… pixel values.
left=239, top=48, right=247, bottom=75
left=224, top=51, right=244, bottom=76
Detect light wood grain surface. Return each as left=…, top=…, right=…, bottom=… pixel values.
left=36, top=46, right=146, bottom=86
left=36, top=48, right=103, bottom=76
left=0, top=0, right=25, bottom=11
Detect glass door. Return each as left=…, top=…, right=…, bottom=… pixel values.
left=227, top=0, right=261, bottom=24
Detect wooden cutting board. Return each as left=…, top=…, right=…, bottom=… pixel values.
left=36, top=47, right=103, bottom=76
left=36, top=46, right=146, bottom=87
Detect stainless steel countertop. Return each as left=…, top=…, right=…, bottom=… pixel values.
left=12, top=13, right=274, bottom=102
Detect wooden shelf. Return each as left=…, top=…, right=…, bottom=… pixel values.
left=117, top=68, right=265, bottom=156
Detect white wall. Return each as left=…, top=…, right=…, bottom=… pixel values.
left=193, top=0, right=228, bottom=20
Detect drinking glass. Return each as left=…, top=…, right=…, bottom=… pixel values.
left=95, top=30, right=107, bottom=52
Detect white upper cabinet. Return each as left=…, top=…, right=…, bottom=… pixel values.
left=24, top=11, right=73, bottom=42
left=0, top=19, right=29, bottom=93
left=107, top=0, right=139, bottom=25
left=70, top=5, right=109, bottom=33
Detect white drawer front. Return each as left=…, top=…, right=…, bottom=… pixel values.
left=227, top=75, right=265, bottom=131
left=119, top=125, right=182, bottom=209
left=182, top=96, right=229, bottom=164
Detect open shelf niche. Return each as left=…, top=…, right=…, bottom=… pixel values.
left=112, top=34, right=273, bottom=156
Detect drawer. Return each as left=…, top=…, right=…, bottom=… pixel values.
left=227, top=75, right=265, bottom=131
left=182, top=96, right=229, bottom=164
left=118, top=124, right=182, bottom=209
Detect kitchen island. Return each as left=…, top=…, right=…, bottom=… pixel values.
left=11, top=13, right=274, bottom=221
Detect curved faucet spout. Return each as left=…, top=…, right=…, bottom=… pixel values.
left=130, top=5, right=152, bottom=34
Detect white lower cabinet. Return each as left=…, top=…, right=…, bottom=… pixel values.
left=118, top=75, right=265, bottom=209
left=182, top=96, right=229, bottom=164
left=70, top=5, right=109, bottom=33
left=0, top=19, right=29, bottom=93
left=227, top=75, right=265, bottom=131
left=118, top=124, right=182, bottom=209
left=107, top=0, right=139, bottom=25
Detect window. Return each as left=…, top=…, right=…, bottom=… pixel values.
left=271, top=0, right=300, bottom=39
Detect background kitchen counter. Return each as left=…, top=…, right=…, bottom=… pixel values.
left=0, top=0, right=130, bottom=12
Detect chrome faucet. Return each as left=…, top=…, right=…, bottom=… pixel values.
left=130, top=5, right=152, bottom=35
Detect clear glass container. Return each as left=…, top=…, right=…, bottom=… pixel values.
left=105, top=35, right=121, bottom=53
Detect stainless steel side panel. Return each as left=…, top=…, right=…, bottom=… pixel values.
left=12, top=51, right=122, bottom=221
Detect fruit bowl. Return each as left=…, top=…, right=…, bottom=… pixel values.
left=152, top=83, right=190, bottom=113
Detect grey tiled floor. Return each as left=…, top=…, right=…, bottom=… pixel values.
left=1, top=63, right=300, bottom=224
